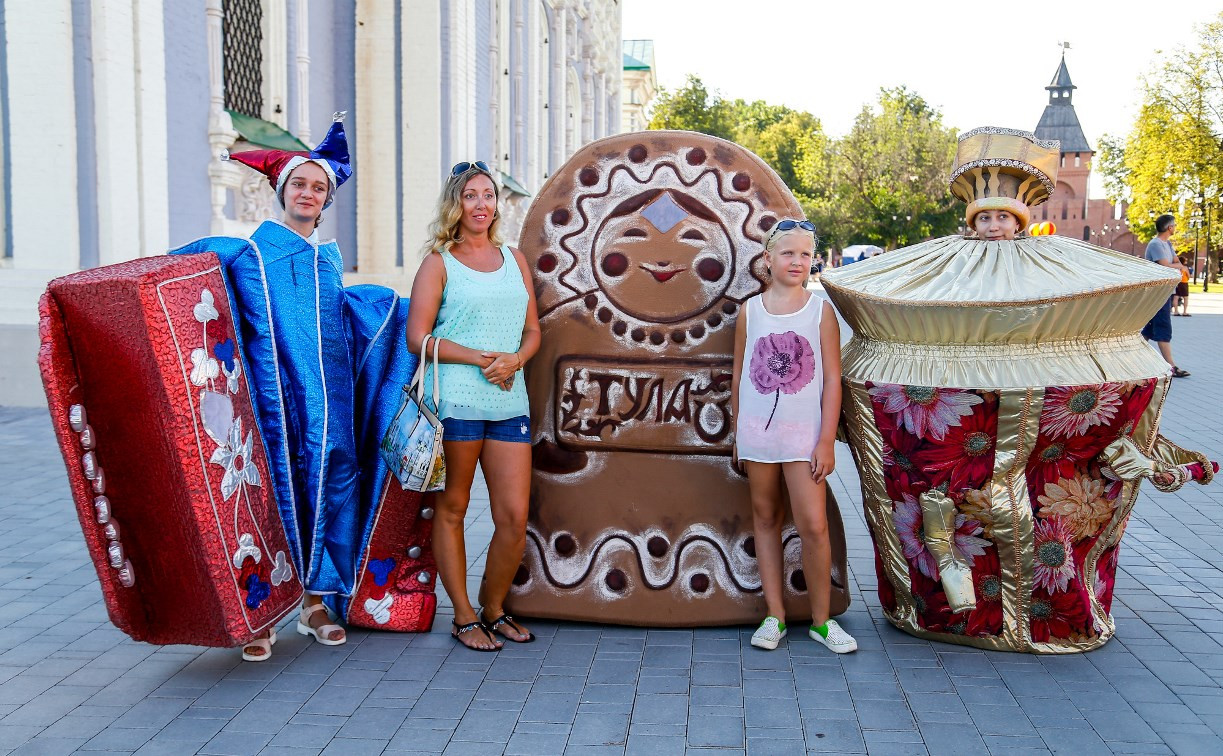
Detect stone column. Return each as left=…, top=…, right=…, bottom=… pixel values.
left=91, top=0, right=169, bottom=264
left=262, top=0, right=288, bottom=128
left=4, top=0, right=80, bottom=271
left=355, top=0, right=398, bottom=276
left=549, top=2, right=567, bottom=174
left=0, top=0, right=80, bottom=326
left=294, top=0, right=311, bottom=143
left=581, top=55, right=594, bottom=145
left=510, top=0, right=526, bottom=181
left=401, top=0, right=443, bottom=283
left=593, top=70, right=605, bottom=141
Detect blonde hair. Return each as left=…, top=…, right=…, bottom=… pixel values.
left=422, top=167, right=504, bottom=256
left=764, top=227, right=816, bottom=253
left=761, top=222, right=817, bottom=286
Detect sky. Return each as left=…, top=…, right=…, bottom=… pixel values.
left=622, top=0, right=1213, bottom=195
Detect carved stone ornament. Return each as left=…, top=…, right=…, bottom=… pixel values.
left=237, top=169, right=278, bottom=224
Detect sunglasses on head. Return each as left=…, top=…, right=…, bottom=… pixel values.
left=773, top=219, right=815, bottom=234
left=451, top=160, right=491, bottom=176
left=767, top=218, right=816, bottom=242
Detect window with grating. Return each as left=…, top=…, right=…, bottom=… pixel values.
left=223, top=0, right=263, bottom=119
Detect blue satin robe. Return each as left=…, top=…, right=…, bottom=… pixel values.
left=172, top=221, right=415, bottom=603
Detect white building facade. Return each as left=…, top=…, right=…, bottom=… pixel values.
left=0, top=0, right=622, bottom=405
left=621, top=39, right=656, bottom=133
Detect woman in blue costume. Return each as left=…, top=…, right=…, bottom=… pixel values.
left=216, top=114, right=359, bottom=660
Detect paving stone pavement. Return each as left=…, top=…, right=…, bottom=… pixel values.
left=1, top=298, right=1221, bottom=755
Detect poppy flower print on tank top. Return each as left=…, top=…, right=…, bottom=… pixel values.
left=749, top=331, right=816, bottom=430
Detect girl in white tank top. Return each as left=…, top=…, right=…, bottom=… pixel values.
left=730, top=219, right=857, bottom=654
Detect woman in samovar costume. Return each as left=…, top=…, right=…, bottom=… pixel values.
left=821, top=127, right=1215, bottom=653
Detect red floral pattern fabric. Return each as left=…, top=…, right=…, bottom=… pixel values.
left=866, top=379, right=1157, bottom=647
left=1024, top=379, right=1157, bottom=643
left=868, top=384, right=1001, bottom=638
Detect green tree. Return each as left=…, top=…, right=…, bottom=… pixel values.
left=751, top=111, right=844, bottom=247
left=646, top=75, right=736, bottom=141
left=834, top=87, right=960, bottom=249
left=1098, top=11, right=1223, bottom=281
left=646, top=79, right=960, bottom=253
left=727, top=98, right=794, bottom=153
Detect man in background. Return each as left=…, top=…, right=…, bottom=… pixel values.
left=1141, top=214, right=1191, bottom=377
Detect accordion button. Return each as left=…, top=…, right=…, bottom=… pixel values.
left=93, top=496, right=111, bottom=524
left=107, top=540, right=125, bottom=569
left=416, top=571, right=431, bottom=584
left=103, top=520, right=121, bottom=542
left=69, top=404, right=87, bottom=432
left=92, top=468, right=106, bottom=495
left=407, top=546, right=422, bottom=559
left=117, top=559, right=136, bottom=588
left=420, top=507, right=435, bottom=520
left=81, top=452, right=97, bottom=480
left=80, top=424, right=96, bottom=450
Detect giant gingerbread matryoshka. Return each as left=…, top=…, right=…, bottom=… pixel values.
left=505, top=131, right=850, bottom=626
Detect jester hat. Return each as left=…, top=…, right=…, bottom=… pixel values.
left=222, top=111, right=352, bottom=209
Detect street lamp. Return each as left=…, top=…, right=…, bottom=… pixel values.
left=1189, top=208, right=1204, bottom=285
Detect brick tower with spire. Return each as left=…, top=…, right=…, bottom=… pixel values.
left=1032, top=52, right=1138, bottom=254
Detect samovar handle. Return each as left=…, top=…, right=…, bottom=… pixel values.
left=1100, top=435, right=1217, bottom=493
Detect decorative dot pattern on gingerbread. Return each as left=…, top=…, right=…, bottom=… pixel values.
left=605, top=568, right=627, bottom=592
left=790, top=569, right=807, bottom=592
left=554, top=534, right=576, bottom=556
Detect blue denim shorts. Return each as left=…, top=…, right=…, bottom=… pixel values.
left=442, top=415, right=531, bottom=443
left=1142, top=296, right=1173, bottom=343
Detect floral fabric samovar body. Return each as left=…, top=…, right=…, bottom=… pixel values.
left=822, top=127, right=1216, bottom=653
left=507, top=131, right=852, bottom=626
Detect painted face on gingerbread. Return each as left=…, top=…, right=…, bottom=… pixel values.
left=592, top=190, right=733, bottom=325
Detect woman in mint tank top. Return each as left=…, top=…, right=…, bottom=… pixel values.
left=406, top=161, right=541, bottom=651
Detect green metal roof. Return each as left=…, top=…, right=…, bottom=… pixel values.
left=226, top=110, right=309, bottom=151
left=623, top=39, right=654, bottom=71
left=498, top=171, right=532, bottom=198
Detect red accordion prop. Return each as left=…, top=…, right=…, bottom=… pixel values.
left=346, top=484, right=438, bottom=631
left=38, top=254, right=303, bottom=646
left=39, top=252, right=440, bottom=644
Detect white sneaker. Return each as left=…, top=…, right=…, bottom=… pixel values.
left=810, top=619, right=857, bottom=653
left=751, top=616, right=787, bottom=650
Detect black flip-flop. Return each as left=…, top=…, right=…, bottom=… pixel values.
left=452, top=620, right=501, bottom=651
left=1172, top=367, right=1191, bottom=378
left=481, top=612, right=536, bottom=643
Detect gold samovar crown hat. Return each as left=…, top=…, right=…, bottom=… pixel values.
left=948, top=126, right=1060, bottom=229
